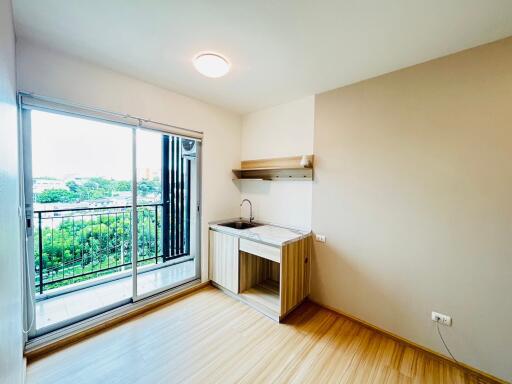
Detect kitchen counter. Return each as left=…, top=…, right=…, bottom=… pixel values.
left=209, top=218, right=312, bottom=321
left=209, top=218, right=311, bottom=247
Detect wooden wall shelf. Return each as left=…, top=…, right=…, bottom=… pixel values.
left=232, top=155, right=314, bottom=181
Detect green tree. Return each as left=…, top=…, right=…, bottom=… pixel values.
left=36, top=189, right=77, bottom=203
left=113, top=180, right=131, bottom=191
left=138, top=179, right=160, bottom=196
left=66, top=180, right=81, bottom=193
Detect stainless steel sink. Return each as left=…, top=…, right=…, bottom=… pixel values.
left=218, top=220, right=263, bottom=230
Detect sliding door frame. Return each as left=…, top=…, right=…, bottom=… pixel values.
left=132, top=129, right=202, bottom=302
left=20, top=108, right=37, bottom=340
left=131, top=126, right=139, bottom=300
left=19, top=93, right=203, bottom=342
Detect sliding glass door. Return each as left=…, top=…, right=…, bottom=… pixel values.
left=134, top=131, right=200, bottom=299
left=22, top=107, right=201, bottom=339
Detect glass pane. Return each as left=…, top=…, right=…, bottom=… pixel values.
left=30, top=110, right=133, bottom=334
left=135, top=131, right=199, bottom=297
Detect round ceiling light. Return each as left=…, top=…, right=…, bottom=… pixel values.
left=193, top=52, right=230, bottom=78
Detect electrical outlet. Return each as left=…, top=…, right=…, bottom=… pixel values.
left=315, top=234, right=326, bottom=243
left=432, top=311, right=452, bottom=326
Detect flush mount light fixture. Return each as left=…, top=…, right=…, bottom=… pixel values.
left=193, top=52, right=230, bottom=78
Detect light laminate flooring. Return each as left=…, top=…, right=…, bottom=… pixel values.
left=27, top=286, right=498, bottom=384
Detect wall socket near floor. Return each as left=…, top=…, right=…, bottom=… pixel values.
left=432, top=311, right=452, bottom=326
left=315, top=234, right=326, bottom=243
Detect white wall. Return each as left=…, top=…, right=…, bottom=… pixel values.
left=16, top=39, right=242, bottom=282
left=0, top=0, right=24, bottom=383
left=240, top=96, right=314, bottom=229
left=312, top=37, right=512, bottom=381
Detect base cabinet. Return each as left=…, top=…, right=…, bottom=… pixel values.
left=210, top=228, right=312, bottom=321
left=209, top=230, right=239, bottom=293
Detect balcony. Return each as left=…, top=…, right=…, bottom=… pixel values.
left=33, top=201, right=195, bottom=333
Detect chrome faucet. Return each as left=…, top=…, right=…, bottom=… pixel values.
left=240, top=199, right=254, bottom=223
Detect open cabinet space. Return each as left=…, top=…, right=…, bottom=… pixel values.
left=239, top=252, right=280, bottom=318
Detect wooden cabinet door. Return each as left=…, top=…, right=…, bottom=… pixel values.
left=210, top=230, right=239, bottom=293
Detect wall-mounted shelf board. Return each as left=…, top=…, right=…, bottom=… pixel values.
left=232, top=155, right=314, bottom=181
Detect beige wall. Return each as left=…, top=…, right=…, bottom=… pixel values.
left=0, top=0, right=24, bottom=382
left=240, top=96, right=314, bottom=229
left=312, top=37, right=512, bottom=381
left=16, top=39, right=242, bottom=282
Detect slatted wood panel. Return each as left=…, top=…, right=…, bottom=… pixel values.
left=26, top=286, right=502, bottom=384
left=280, top=235, right=312, bottom=316
left=209, top=230, right=239, bottom=293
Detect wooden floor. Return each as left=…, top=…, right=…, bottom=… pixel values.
left=27, top=286, right=497, bottom=384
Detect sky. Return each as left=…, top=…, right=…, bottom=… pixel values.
left=31, top=110, right=162, bottom=180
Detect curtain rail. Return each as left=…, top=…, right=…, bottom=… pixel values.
left=18, top=91, right=203, bottom=140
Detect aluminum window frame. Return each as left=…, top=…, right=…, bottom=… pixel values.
left=19, top=92, right=203, bottom=342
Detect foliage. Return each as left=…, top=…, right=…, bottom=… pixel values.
left=35, top=207, right=161, bottom=291
left=137, top=179, right=160, bottom=196
left=36, top=189, right=76, bottom=203
left=113, top=180, right=131, bottom=192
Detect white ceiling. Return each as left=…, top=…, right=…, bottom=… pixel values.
left=13, top=0, right=512, bottom=114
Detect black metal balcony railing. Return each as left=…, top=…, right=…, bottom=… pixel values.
left=34, top=202, right=190, bottom=294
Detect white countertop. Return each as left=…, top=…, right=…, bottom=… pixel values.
left=209, top=218, right=311, bottom=247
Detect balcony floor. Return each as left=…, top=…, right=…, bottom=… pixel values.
left=36, top=260, right=196, bottom=331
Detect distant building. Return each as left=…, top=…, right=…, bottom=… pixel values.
left=138, top=167, right=160, bottom=180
